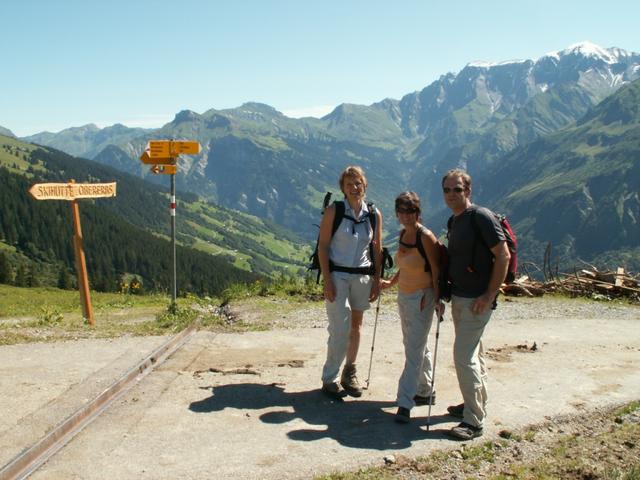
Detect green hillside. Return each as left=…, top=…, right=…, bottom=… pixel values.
left=476, top=79, right=640, bottom=272
left=0, top=166, right=258, bottom=295
left=0, top=135, right=309, bottom=293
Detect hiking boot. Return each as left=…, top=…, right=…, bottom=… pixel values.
left=448, top=422, right=483, bottom=440
left=321, top=382, right=347, bottom=400
left=413, top=392, right=436, bottom=406
left=447, top=403, right=464, bottom=418
left=340, top=364, right=363, bottom=397
left=394, top=407, right=411, bottom=423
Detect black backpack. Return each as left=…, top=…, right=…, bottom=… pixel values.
left=309, top=192, right=378, bottom=283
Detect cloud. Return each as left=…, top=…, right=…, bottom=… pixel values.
left=281, top=105, right=335, bottom=119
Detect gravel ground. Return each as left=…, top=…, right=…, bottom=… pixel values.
left=5, top=294, right=639, bottom=479
left=233, top=294, right=640, bottom=329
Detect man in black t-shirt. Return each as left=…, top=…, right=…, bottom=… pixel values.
left=442, top=169, right=510, bottom=440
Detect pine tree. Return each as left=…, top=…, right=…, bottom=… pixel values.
left=14, top=264, right=27, bottom=287
left=0, top=252, right=11, bottom=284
left=27, top=265, right=39, bottom=287
left=57, top=266, right=73, bottom=290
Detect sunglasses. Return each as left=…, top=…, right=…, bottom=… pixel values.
left=442, top=187, right=465, bottom=194
left=396, top=207, right=418, bottom=214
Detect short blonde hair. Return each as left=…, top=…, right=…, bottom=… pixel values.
left=339, top=165, right=368, bottom=191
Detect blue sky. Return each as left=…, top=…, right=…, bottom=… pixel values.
left=1, top=0, right=638, bottom=136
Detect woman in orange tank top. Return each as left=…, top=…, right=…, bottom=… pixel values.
left=381, top=191, right=443, bottom=423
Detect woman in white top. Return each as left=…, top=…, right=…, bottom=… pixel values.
left=318, top=166, right=383, bottom=399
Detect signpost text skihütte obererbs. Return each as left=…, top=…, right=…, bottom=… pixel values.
left=28, top=180, right=117, bottom=326
left=140, top=140, right=201, bottom=311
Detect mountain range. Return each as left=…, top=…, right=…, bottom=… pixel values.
left=17, top=41, right=640, bottom=272
left=0, top=126, right=15, bottom=138
left=466, top=78, right=640, bottom=272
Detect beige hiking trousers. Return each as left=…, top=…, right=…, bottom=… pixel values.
left=396, top=288, right=436, bottom=409
left=451, top=295, right=492, bottom=428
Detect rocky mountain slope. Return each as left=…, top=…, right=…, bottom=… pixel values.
left=17, top=42, right=640, bottom=270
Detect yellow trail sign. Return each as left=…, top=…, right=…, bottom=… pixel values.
left=170, top=141, right=200, bottom=155
left=148, top=141, right=172, bottom=158
left=146, top=140, right=200, bottom=159
left=140, top=150, right=175, bottom=165
left=150, top=164, right=177, bottom=175
left=28, top=182, right=117, bottom=201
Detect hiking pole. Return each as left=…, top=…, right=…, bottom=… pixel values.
left=426, top=301, right=444, bottom=431
left=365, top=247, right=392, bottom=390
left=364, top=292, right=381, bottom=390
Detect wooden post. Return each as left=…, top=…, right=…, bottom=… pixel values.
left=71, top=197, right=94, bottom=325
left=28, top=179, right=116, bottom=326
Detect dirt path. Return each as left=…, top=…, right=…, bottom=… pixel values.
left=2, top=297, right=639, bottom=479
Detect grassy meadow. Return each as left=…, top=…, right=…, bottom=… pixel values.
left=0, top=276, right=325, bottom=345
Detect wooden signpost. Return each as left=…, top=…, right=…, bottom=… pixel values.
left=140, top=140, right=201, bottom=311
left=28, top=180, right=117, bottom=325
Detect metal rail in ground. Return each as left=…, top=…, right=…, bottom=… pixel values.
left=0, top=325, right=198, bottom=480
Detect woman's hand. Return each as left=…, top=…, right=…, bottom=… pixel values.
left=323, top=277, right=336, bottom=302
left=379, top=279, right=393, bottom=290
left=369, top=280, right=380, bottom=302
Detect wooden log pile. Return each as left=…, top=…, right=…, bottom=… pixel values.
left=501, top=276, right=547, bottom=297
left=500, top=267, right=640, bottom=300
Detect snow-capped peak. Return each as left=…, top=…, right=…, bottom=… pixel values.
left=543, top=41, right=624, bottom=64
left=466, top=59, right=528, bottom=68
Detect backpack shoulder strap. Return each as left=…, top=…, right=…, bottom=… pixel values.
left=470, top=206, right=490, bottom=248
left=415, top=225, right=430, bottom=272
left=332, top=200, right=376, bottom=239
left=399, top=228, right=406, bottom=244
left=447, top=214, right=454, bottom=232
left=367, top=202, right=377, bottom=240
left=331, top=200, right=345, bottom=237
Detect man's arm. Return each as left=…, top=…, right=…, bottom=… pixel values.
left=471, top=240, right=510, bottom=314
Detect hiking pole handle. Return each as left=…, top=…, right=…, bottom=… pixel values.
left=379, top=246, right=393, bottom=281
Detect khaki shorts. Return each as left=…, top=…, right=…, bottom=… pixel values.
left=328, top=272, right=372, bottom=312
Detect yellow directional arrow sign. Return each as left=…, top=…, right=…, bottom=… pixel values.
left=148, top=141, right=172, bottom=158
left=150, top=164, right=177, bottom=175
left=140, top=150, right=175, bottom=165
left=146, top=140, right=201, bottom=159
left=28, top=182, right=117, bottom=201
left=170, top=141, right=200, bottom=155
